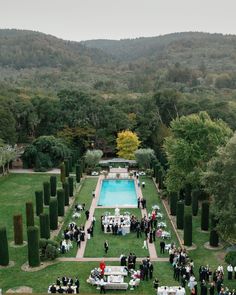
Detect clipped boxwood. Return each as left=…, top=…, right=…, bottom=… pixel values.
left=191, top=189, right=199, bottom=216
left=57, top=189, right=65, bottom=216
left=176, top=201, right=185, bottom=230
left=49, top=197, right=58, bottom=230
left=27, top=226, right=40, bottom=267
left=35, top=190, right=44, bottom=216
left=170, top=192, right=178, bottom=216
left=39, top=213, right=50, bottom=240
left=63, top=181, right=70, bottom=206
left=201, top=201, right=210, bottom=231
left=43, top=181, right=50, bottom=205
left=50, top=176, right=57, bottom=197
left=13, top=214, right=23, bottom=245
left=0, top=226, right=9, bottom=266
left=184, top=213, right=192, bottom=246
left=26, top=202, right=34, bottom=227
left=68, top=176, right=74, bottom=197
left=225, top=251, right=236, bottom=267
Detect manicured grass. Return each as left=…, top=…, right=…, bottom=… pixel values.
left=84, top=208, right=149, bottom=257
left=0, top=260, right=176, bottom=294
left=140, top=176, right=179, bottom=256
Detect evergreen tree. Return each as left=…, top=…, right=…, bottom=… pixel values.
left=43, top=181, right=50, bottom=205
left=39, top=213, right=50, bottom=239
left=184, top=213, right=192, bottom=246
left=57, top=189, right=65, bottom=216
left=50, top=176, right=57, bottom=197
left=35, top=190, right=44, bottom=216
left=49, top=198, right=58, bottom=230
left=68, top=176, right=74, bottom=197
left=13, top=214, right=23, bottom=245
left=170, top=192, right=178, bottom=216
left=201, top=201, right=210, bottom=231
left=0, top=226, right=9, bottom=266
left=26, top=202, right=34, bottom=227
left=191, top=189, right=199, bottom=216
left=176, top=201, right=185, bottom=229
left=27, top=226, right=40, bottom=267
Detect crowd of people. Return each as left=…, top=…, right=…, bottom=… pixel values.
left=48, top=276, right=80, bottom=294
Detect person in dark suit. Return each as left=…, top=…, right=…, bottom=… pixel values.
left=104, top=240, right=109, bottom=254
left=58, top=285, right=65, bottom=293
left=149, top=261, right=154, bottom=279
left=62, top=276, right=68, bottom=286
left=49, top=285, right=57, bottom=293
left=85, top=210, right=89, bottom=220
left=75, top=277, right=80, bottom=294
left=56, top=277, right=61, bottom=286
left=67, top=285, right=73, bottom=294
left=160, top=241, right=165, bottom=254
left=200, top=281, right=208, bottom=295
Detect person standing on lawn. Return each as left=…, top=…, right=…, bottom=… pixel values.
left=104, top=240, right=109, bottom=254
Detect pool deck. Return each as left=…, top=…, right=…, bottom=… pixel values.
left=76, top=175, right=158, bottom=260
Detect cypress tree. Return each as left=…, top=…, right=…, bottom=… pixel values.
left=35, top=190, right=44, bottom=216
left=43, top=181, right=50, bottom=205
left=50, top=176, right=57, bottom=197
left=26, top=202, right=34, bottom=227
left=191, top=189, right=199, bottom=216
left=57, top=189, right=65, bottom=216
left=63, top=181, right=70, bottom=206
left=64, top=159, right=69, bottom=177
left=68, top=176, right=74, bottom=197
left=13, top=214, right=23, bottom=245
left=170, top=192, right=178, bottom=216
left=201, top=201, right=210, bottom=231
left=76, top=164, right=81, bottom=183
left=27, top=226, right=40, bottom=267
left=184, top=213, right=192, bottom=246
left=158, top=169, right=163, bottom=189
left=184, top=183, right=192, bottom=206
left=39, top=213, right=50, bottom=239
left=49, top=198, right=58, bottom=230
left=60, top=162, right=66, bottom=184
left=0, top=226, right=9, bottom=266
left=210, top=213, right=219, bottom=229
left=68, top=156, right=73, bottom=172
left=209, top=229, right=219, bottom=247
left=176, top=201, right=185, bottom=229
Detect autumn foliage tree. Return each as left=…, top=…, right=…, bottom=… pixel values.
left=116, top=130, right=141, bottom=160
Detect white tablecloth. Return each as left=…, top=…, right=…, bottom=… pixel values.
left=158, top=286, right=185, bottom=295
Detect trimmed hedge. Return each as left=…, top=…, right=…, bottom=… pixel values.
left=68, top=176, right=74, bottom=197
left=209, top=229, right=219, bottom=247
left=191, top=189, right=199, bottom=216
left=39, top=213, right=50, bottom=239
left=63, top=181, right=70, bottom=206
left=60, top=162, right=66, bottom=184
left=49, top=198, right=58, bottom=230
left=26, top=202, right=34, bottom=227
left=76, top=164, right=81, bottom=183
left=170, top=192, right=178, bottom=216
left=0, top=226, right=9, bottom=266
left=64, top=159, right=69, bottom=177
left=57, top=189, right=65, bottom=216
left=35, top=190, right=44, bottom=216
left=184, top=213, right=192, bottom=246
left=50, top=176, right=57, bottom=197
left=13, top=214, right=23, bottom=245
left=201, top=201, right=210, bottom=231
left=27, top=226, right=40, bottom=267
left=43, top=181, right=50, bottom=205
left=184, top=184, right=192, bottom=206
left=176, top=201, right=185, bottom=230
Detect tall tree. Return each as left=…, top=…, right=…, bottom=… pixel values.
left=116, top=130, right=141, bottom=160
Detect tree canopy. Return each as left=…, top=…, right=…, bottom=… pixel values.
left=116, top=130, right=141, bottom=160
left=202, top=132, right=236, bottom=242
left=164, top=111, right=233, bottom=192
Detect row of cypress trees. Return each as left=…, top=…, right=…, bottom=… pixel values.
left=0, top=158, right=84, bottom=267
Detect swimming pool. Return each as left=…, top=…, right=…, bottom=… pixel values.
left=98, top=179, right=137, bottom=207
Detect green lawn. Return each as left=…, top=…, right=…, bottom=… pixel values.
left=84, top=208, right=149, bottom=257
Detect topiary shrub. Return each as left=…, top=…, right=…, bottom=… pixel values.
left=27, top=226, right=40, bottom=267
left=68, top=176, right=74, bottom=197
left=26, top=202, right=34, bottom=227
left=39, top=213, right=50, bottom=239
left=170, top=192, right=178, bottom=216
left=50, top=176, right=57, bottom=197
left=35, top=190, right=44, bottom=216
left=60, top=162, right=66, bottom=184
left=68, top=156, right=73, bottom=172
left=176, top=201, right=185, bottom=230
left=0, top=226, right=9, bottom=266
left=184, top=213, right=192, bottom=246
left=39, top=239, right=59, bottom=261
left=13, top=214, right=23, bottom=245
left=49, top=198, right=58, bottom=230
left=225, top=251, right=236, bottom=267
left=157, top=169, right=163, bottom=189
left=75, top=164, right=81, bottom=183
left=184, top=183, right=192, bottom=206
left=63, top=181, right=69, bottom=206
left=209, top=229, right=219, bottom=247
left=201, top=201, right=210, bottom=231
left=57, top=189, right=65, bottom=216
left=64, top=159, right=69, bottom=177
left=191, top=189, right=199, bottom=216
left=43, top=181, right=50, bottom=205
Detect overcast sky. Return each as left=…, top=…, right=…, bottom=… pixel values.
left=0, top=0, right=236, bottom=41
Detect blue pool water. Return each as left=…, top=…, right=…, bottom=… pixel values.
left=98, top=179, right=137, bottom=206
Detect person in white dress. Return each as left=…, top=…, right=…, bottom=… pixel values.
left=142, top=239, right=148, bottom=249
